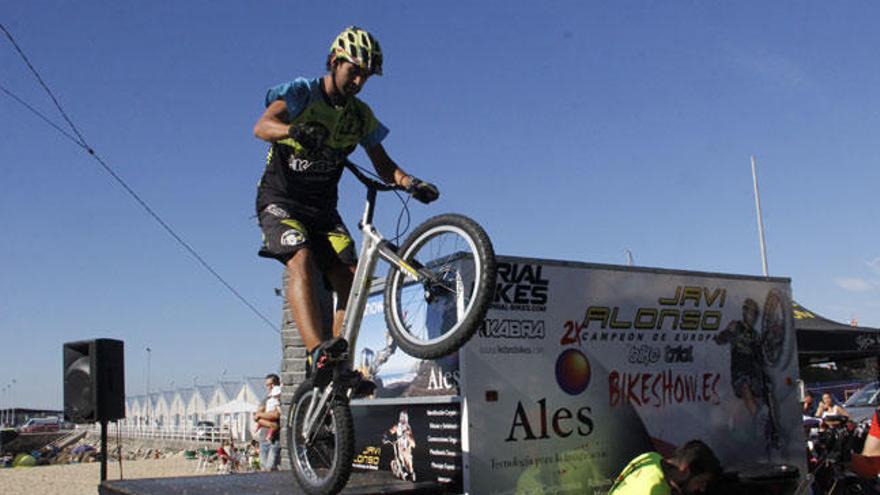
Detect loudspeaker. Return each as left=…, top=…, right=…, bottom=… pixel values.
left=63, top=339, right=125, bottom=423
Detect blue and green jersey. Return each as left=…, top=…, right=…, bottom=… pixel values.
left=256, top=77, right=388, bottom=218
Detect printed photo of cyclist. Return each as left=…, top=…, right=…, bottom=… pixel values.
left=713, top=296, right=782, bottom=452
left=385, top=409, right=417, bottom=481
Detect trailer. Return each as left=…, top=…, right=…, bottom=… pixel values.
left=281, top=255, right=806, bottom=494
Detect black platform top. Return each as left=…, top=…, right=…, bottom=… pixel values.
left=99, top=470, right=451, bottom=495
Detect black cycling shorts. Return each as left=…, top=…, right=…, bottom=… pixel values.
left=257, top=204, right=356, bottom=272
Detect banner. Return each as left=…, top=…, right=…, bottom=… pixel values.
left=462, top=259, right=803, bottom=494
left=352, top=290, right=459, bottom=399
left=351, top=402, right=463, bottom=490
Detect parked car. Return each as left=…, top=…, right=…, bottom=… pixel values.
left=19, top=417, right=61, bottom=433
left=843, top=381, right=880, bottom=423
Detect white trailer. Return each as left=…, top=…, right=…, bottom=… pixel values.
left=340, top=256, right=804, bottom=494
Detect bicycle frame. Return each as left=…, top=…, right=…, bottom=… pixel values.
left=300, top=168, right=423, bottom=440
left=340, top=186, right=422, bottom=362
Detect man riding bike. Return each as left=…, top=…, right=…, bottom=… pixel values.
left=253, top=26, right=439, bottom=395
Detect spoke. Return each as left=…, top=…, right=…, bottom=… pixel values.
left=311, top=441, right=334, bottom=468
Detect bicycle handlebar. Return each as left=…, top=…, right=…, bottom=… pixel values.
left=345, top=161, right=405, bottom=192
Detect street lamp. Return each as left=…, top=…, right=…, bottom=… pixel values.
left=4, top=384, right=9, bottom=426
left=1, top=384, right=7, bottom=426
left=146, top=347, right=152, bottom=425
left=10, top=379, right=16, bottom=427
left=146, top=347, right=152, bottom=396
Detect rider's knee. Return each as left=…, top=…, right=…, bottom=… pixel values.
left=286, top=248, right=316, bottom=276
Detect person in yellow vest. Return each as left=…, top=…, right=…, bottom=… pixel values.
left=608, top=440, right=722, bottom=495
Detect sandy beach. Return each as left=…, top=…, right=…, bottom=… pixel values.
left=0, top=457, right=220, bottom=495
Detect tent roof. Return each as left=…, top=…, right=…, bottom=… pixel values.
left=794, top=301, right=880, bottom=362
left=219, top=381, right=243, bottom=400
left=793, top=302, right=871, bottom=332
left=176, top=387, right=195, bottom=403
left=206, top=399, right=257, bottom=415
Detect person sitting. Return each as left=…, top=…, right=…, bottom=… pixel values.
left=217, top=440, right=236, bottom=473
left=246, top=440, right=260, bottom=471
left=608, top=439, right=722, bottom=494
left=803, top=390, right=818, bottom=417
left=816, top=392, right=849, bottom=428
left=816, top=392, right=849, bottom=418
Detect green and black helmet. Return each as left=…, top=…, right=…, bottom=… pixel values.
left=330, top=26, right=383, bottom=76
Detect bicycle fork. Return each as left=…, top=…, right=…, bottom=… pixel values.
left=301, top=385, right=336, bottom=444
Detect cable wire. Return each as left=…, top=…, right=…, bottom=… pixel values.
left=1, top=24, right=89, bottom=148
left=348, top=161, right=413, bottom=243
left=1, top=23, right=280, bottom=334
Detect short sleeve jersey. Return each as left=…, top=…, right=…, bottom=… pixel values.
left=607, top=452, right=671, bottom=495
left=256, top=77, right=389, bottom=218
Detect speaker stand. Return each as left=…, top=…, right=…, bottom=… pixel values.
left=100, top=419, right=108, bottom=481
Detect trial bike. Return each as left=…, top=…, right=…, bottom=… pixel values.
left=286, top=162, right=497, bottom=495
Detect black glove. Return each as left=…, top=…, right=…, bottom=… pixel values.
left=288, top=123, right=328, bottom=153
left=406, top=176, right=439, bottom=204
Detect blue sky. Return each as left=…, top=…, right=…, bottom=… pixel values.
left=2, top=2, right=878, bottom=409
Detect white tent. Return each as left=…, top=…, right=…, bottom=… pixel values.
left=206, top=399, right=257, bottom=415
left=206, top=399, right=258, bottom=442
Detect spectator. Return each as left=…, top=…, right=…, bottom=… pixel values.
left=608, top=439, right=722, bottom=495
left=815, top=392, right=849, bottom=418
left=217, top=438, right=239, bottom=474
left=246, top=439, right=261, bottom=471
left=802, top=391, right=818, bottom=417
left=254, top=373, right=281, bottom=471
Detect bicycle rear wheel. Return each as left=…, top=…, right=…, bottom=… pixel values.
left=287, top=379, right=354, bottom=495
left=384, top=213, right=496, bottom=359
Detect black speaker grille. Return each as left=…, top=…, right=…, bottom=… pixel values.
left=65, top=356, right=93, bottom=421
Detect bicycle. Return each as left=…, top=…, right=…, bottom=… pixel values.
left=286, top=162, right=497, bottom=495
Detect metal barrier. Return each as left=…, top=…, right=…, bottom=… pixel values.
left=85, top=423, right=231, bottom=443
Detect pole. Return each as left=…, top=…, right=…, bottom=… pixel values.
left=751, top=155, right=770, bottom=276
left=146, top=347, right=151, bottom=425
left=146, top=347, right=151, bottom=396
left=10, top=379, right=15, bottom=427
left=100, top=419, right=108, bottom=481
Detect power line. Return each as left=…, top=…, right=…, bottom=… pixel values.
left=1, top=23, right=280, bottom=334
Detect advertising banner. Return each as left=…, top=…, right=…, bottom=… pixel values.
left=352, top=290, right=459, bottom=399
left=462, top=259, right=803, bottom=495
left=350, top=401, right=463, bottom=490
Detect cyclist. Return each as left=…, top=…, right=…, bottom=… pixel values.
left=253, top=26, right=439, bottom=394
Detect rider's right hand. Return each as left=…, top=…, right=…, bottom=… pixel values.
left=406, top=177, right=440, bottom=204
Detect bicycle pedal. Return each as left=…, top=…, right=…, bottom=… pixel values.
left=322, top=336, right=349, bottom=356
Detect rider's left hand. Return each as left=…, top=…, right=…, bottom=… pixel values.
left=406, top=177, right=439, bottom=204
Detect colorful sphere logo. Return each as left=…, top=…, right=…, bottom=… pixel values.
left=555, top=348, right=591, bottom=395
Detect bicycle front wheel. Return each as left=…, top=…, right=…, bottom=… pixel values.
left=287, top=379, right=354, bottom=495
left=384, top=213, right=496, bottom=359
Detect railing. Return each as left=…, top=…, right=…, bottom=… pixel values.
left=85, top=423, right=233, bottom=443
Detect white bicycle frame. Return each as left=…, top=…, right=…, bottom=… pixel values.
left=299, top=172, right=424, bottom=440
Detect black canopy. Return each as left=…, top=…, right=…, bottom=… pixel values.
left=795, top=302, right=880, bottom=362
